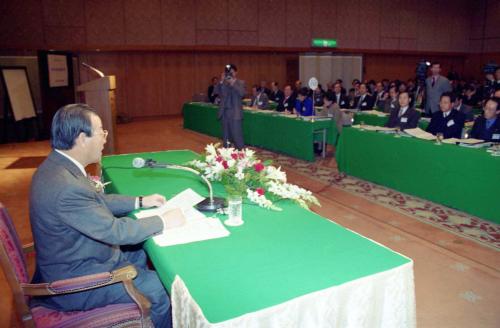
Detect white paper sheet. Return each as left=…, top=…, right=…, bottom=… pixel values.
left=135, top=188, right=230, bottom=247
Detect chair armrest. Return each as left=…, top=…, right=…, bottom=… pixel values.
left=21, top=265, right=138, bottom=296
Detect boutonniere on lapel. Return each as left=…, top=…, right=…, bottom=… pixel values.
left=88, top=175, right=111, bottom=193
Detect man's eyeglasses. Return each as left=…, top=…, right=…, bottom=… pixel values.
left=94, top=130, right=109, bottom=139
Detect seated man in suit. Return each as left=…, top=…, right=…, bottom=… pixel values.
left=258, top=80, right=271, bottom=97
left=453, top=94, right=474, bottom=122
left=383, top=86, right=399, bottom=113
left=250, top=84, right=269, bottom=109
left=207, top=76, right=219, bottom=103
left=30, top=104, right=182, bottom=328
left=352, top=83, right=374, bottom=111
left=332, top=82, right=349, bottom=108
left=469, top=98, right=500, bottom=142
left=385, top=91, right=420, bottom=130
left=269, top=81, right=284, bottom=104
left=313, top=85, right=325, bottom=107
left=426, top=92, right=465, bottom=139
left=277, top=84, right=295, bottom=113
left=295, top=87, right=314, bottom=116
left=373, top=81, right=387, bottom=109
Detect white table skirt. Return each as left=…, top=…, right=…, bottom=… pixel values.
left=171, top=261, right=416, bottom=328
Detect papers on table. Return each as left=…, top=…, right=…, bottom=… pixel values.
left=352, top=124, right=397, bottom=132
left=360, top=110, right=388, bottom=117
left=403, top=128, right=437, bottom=140
left=441, top=138, right=484, bottom=145
left=135, top=188, right=230, bottom=247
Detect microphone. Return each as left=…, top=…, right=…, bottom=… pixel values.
left=131, top=157, right=225, bottom=212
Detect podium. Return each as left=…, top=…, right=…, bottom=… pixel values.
left=77, top=76, right=117, bottom=154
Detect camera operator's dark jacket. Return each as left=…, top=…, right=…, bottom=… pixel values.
left=214, top=79, right=246, bottom=120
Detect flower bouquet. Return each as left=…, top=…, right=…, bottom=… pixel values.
left=189, top=144, right=320, bottom=211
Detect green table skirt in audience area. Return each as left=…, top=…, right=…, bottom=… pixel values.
left=183, top=102, right=338, bottom=161
left=336, top=127, right=500, bottom=223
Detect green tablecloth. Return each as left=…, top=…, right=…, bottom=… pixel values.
left=102, top=150, right=411, bottom=323
left=183, top=102, right=338, bottom=161
left=336, top=128, right=500, bottom=223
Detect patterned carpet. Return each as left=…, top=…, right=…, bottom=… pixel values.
left=253, top=148, right=500, bottom=251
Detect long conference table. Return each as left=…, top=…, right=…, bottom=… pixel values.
left=336, top=128, right=500, bottom=224
left=102, top=150, right=416, bottom=327
left=183, top=102, right=337, bottom=161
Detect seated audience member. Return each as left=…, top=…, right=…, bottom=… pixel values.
left=384, top=86, right=399, bottom=113
left=313, top=85, right=325, bottom=106
left=295, top=87, right=314, bottom=116
left=469, top=98, right=500, bottom=142
left=269, top=81, right=284, bottom=104
left=258, top=80, right=271, bottom=97
left=30, top=104, right=177, bottom=328
left=323, top=93, right=353, bottom=134
left=292, top=80, right=302, bottom=99
left=453, top=95, right=474, bottom=122
left=277, top=84, right=295, bottom=113
left=427, top=92, right=465, bottom=139
left=374, top=82, right=387, bottom=109
left=495, top=67, right=500, bottom=90
left=352, top=83, right=374, bottom=111
left=250, top=84, right=269, bottom=109
left=335, top=79, right=347, bottom=95
left=207, top=76, right=219, bottom=103
left=462, top=84, right=480, bottom=107
left=385, top=91, right=420, bottom=130
left=347, top=88, right=356, bottom=108
left=332, top=82, right=349, bottom=108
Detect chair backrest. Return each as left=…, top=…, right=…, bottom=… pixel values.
left=0, top=202, right=32, bottom=326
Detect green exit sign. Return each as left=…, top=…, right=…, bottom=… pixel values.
left=311, top=39, right=337, bottom=48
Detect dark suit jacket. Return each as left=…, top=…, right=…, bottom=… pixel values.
left=29, top=151, right=163, bottom=287
left=383, top=98, right=399, bottom=113
left=207, top=84, right=218, bottom=103
left=270, top=90, right=284, bottom=104
left=277, top=95, right=295, bottom=112
left=214, top=79, right=246, bottom=120
left=426, top=109, right=466, bottom=139
left=332, top=93, right=349, bottom=109
left=469, top=116, right=500, bottom=141
left=353, top=94, right=374, bottom=111
left=385, top=106, right=420, bottom=130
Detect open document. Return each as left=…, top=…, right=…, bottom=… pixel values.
left=135, top=188, right=230, bottom=247
left=403, top=128, right=437, bottom=140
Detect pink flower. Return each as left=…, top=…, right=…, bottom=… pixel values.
left=222, top=160, right=229, bottom=169
left=254, top=162, right=264, bottom=172
left=256, top=188, right=265, bottom=196
left=231, top=153, right=238, bottom=160
left=238, top=152, right=245, bottom=159
left=216, top=156, right=223, bottom=163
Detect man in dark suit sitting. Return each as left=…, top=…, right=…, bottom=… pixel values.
left=427, top=92, right=465, bottom=139
left=352, top=83, right=374, bottom=111
left=469, top=98, right=500, bottom=142
left=30, top=104, right=184, bottom=327
left=276, top=84, right=295, bottom=113
left=385, top=91, right=420, bottom=130
left=332, top=82, right=349, bottom=109
left=269, top=81, right=284, bottom=104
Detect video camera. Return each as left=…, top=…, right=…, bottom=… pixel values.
left=224, top=64, right=235, bottom=80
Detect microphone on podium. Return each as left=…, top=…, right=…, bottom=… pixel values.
left=132, top=157, right=225, bottom=212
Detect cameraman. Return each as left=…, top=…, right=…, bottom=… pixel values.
left=215, top=64, right=246, bottom=149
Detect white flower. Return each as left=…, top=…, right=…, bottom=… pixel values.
left=235, top=168, right=245, bottom=180
left=246, top=189, right=281, bottom=210
left=205, top=144, right=218, bottom=157
left=265, top=166, right=287, bottom=182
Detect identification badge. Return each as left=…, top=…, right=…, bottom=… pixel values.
left=447, top=119, right=455, bottom=127
left=492, top=133, right=500, bottom=140
left=302, top=106, right=306, bottom=112
left=362, top=102, right=367, bottom=106
left=391, top=104, right=395, bottom=108
left=341, top=101, right=345, bottom=105
left=258, top=102, right=262, bottom=105
left=400, top=117, right=408, bottom=123
left=284, top=103, right=288, bottom=107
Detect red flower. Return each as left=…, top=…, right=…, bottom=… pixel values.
left=222, top=160, right=229, bottom=169
left=256, top=188, right=265, bottom=196
left=231, top=153, right=238, bottom=160
left=216, top=156, right=223, bottom=163
left=238, top=152, right=245, bottom=159
left=254, top=162, right=264, bottom=172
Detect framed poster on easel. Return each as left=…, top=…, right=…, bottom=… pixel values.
left=1, top=66, right=38, bottom=142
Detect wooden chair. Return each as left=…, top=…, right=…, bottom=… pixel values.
left=0, top=202, right=153, bottom=327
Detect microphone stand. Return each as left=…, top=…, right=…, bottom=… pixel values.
left=145, top=161, right=226, bottom=212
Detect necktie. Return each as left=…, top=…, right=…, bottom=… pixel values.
left=432, top=77, right=436, bottom=87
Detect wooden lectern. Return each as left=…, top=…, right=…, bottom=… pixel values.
left=77, top=76, right=117, bottom=154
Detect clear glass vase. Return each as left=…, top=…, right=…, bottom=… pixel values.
left=225, top=195, right=243, bottom=226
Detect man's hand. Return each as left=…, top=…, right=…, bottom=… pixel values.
left=160, top=208, right=186, bottom=230
left=142, top=194, right=167, bottom=208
